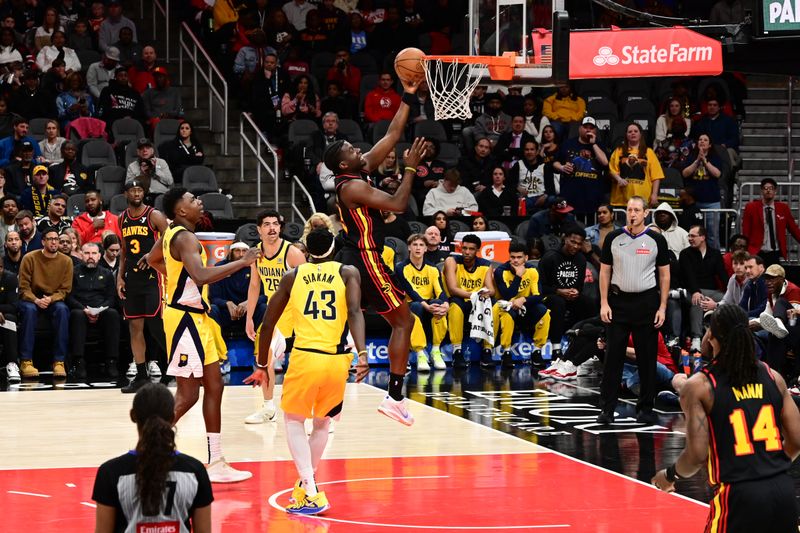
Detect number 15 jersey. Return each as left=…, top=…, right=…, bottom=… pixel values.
left=290, top=261, right=349, bottom=355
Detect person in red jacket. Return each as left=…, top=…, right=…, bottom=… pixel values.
left=326, top=48, right=361, bottom=99
left=72, top=190, right=122, bottom=244
left=364, top=71, right=400, bottom=124
left=741, top=177, right=800, bottom=267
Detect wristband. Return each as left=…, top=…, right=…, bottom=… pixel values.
left=357, top=350, right=368, bottom=357
left=404, top=166, right=417, bottom=174
left=665, top=463, right=683, bottom=483
left=255, top=361, right=269, bottom=369
left=402, top=92, right=416, bottom=106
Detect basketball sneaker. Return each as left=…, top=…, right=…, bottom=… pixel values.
left=760, top=312, right=789, bottom=340
left=290, top=479, right=306, bottom=503
left=537, top=359, right=562, bottom=378
left=286, top=492, right=330, bottom=515
left=430, top=349, right=446, bottom=370
left=552, top=361, right=578, bottom=381
left=147, top=361, right=162, bottom=377
left=417, top=353, right=430, bottom=372
left=378, top=395, right=414, bottom=426
left=245, top=403, right=277, bottom=424
left=480, top=348, right=495, bottom=368
left=121, top=376, right=150, bottom=394
left=19, top=360, right=38, bottom=379
left=206, top=458, right=252, bottom=483
left=577, top=356, right=602, bottom=377
left=451, top=349, right=468, bottom=368
left=5, top=362, right=20, bottom=382
left=530, top=349, right=545, bottom=368
left=501, top=351, right=513, bottom=369
left=126, top=362, right=137, bottom=378
left=53, top=361, right=67, bottom=379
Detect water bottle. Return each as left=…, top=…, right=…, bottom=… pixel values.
left=302, top=147, right=312, bottom=174
left=518, top=197, right=526, bottom=216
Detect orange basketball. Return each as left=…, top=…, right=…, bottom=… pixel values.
left=394, top=47, right=426, bottom=84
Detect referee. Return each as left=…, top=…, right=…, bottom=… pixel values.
left=598, top=196, right=670, bottom=425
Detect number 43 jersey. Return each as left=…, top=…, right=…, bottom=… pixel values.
left=290, top=261, right=349, bottom=355
left=703, top=361, right=792, bottom=485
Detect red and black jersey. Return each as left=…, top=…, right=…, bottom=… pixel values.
left=703, top=362, right=791, bottom=485
left=120, top=206, right=158, bottom=274
left=334, top=171, right=385, bottom=252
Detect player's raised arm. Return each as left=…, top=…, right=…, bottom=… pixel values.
left=173, top=231, right=260, bottom=286
left=362, top=77, right=419, bottom=171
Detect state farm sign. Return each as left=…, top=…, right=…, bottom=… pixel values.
left=567, top=26, right=723, bottom=79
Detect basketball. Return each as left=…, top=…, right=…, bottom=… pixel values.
left=394, top=47, right=426, bottom=84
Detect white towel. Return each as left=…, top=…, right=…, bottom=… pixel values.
left=469, top=290, right=494, bottom=344
left=496, top=299, right=526, bottom=317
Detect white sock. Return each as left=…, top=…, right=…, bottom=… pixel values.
left=207, top=433, right=222, bottom=464
left=432, top=344, right=440, bottom=352
left=309, top=417, right=330, bottom=472
left=285, top=416, right=316, bottom=496
left=453, top=344, right=462, bottom=351
left=552, top=343, right=561, bottom=351
left=263, top=399, right=275, bottom=409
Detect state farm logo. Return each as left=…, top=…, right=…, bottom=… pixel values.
left=593, top=46, right=619, bottom=66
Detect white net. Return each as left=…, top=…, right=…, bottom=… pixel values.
left=423, top=58, right=487, bottom=121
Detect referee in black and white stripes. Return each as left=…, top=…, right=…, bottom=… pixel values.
left=597, top=196, right=670, bottom=425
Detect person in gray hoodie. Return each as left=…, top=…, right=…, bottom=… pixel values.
left=649, top=202, right=689, bottom=257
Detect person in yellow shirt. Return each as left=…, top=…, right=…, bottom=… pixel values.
left=608, top=123, right=664, bottom=208
left=443, top=234, right=496, bottom=368
left=492, top=241, right=550, bottom=369
left=396, top=234, right=449, bottom=371
left=542, top=84, right=587, bottom=139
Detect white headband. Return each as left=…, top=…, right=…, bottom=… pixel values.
left=308, top=239, right=335, bottom=259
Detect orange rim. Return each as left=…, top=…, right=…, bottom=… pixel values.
left=423, top=51, right=517, bottom=81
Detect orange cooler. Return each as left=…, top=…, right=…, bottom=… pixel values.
left=452, top=231, right=512, bottom=262
left=196, top=232, right=236, bottom=266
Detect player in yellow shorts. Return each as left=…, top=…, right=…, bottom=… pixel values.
left=443, top=234, right=496, bottom=368
left=492, top=241, right=550, bottom=369
left=395, top=234, right=448, bottom=371
left=148, top=187, right=260, bottom=484
left=244, top=210, right=306, bottom=424
left=245, top=228, right=367, bottom=516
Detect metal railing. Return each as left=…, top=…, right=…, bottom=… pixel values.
left=141, top=0, right=171, bottom=62
left=290, top=176, right=315, bottom=223
left=178, top=22, right=228, bottom=153
left=239, top=112, right=279, bottom=209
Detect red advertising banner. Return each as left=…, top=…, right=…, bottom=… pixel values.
left=539, top=26, right=723, bottom=79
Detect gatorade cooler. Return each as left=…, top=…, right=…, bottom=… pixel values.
left=196, top=232, right=236, bottom=265
left=452, top=231, right=512, bottom=262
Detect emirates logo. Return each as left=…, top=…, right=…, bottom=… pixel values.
left=593, top=46, right=620, bottom=66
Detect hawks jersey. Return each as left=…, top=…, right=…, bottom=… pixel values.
left=493, top=262, right=541, bottom=300
left=335, top=171, right=385, bottom=252
left=444, top=255, right=492, bottom=297
left=703, top=362, right=791, bottom=485
left=396, top=259, right=445, bottom=302
left=290, top=261, right=349, bottom=354
left=120, top=206, right=159, bottom=274
left=256, top=239, right=292, bottom=298
left=163, top=225, right=209, bottom=313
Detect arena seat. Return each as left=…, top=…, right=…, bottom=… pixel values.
left=413, top=120, right=447, bottom=143
left=67, top=193, right=86, bottom=215
left=385, top=236, right=409, bottom=264
left=288, top=120, right=319, bottom=149
left=80, top=139, right=117, bottom=167
left=182, top=165, right=219, bottom=194
left=370, top=120, right=392, bottom=144
left=109, top=193, right=127, bottom=214
left=235, top=223, right=260, bottom=246
left=339, top=119, right=364, bottom=143
left=448, top=219, right=470, bottom=235
left=408, top=220, right=426, bottom=234
left=282, top=221, right=304, bottom=242
left=95, top=165, right=126, bottom=199
left=487, top=219, right=512, bottom=235
left=198, top=193, right=234, bottom=219
left=111, top=117, right=145, bottom=147
left=153, top=119, right=182, bottom=148
left=28, top=118, right=51, bottom=141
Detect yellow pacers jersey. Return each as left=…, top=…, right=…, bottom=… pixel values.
left=290, top=261, right=349, bottom=354
left=163, top=225, right=209, bottom=312
left=500, top=266, right=540, bottom=299
left=445, top=256, right=492, bottom=297
left=397, top=260, right=444, bottom=301
left=257, top=239, right=292, bottom=297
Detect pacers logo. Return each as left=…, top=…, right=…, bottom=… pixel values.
left=178, top=354, right=189, bottom=367
left=593, top=46, right=619, bottom=66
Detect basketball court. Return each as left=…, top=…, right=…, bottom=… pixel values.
left=0, top=372, right=713, bottom=532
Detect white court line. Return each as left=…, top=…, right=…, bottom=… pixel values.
left=80, top=501, right=97, bottom=508
left=268, top=475, right=570, bottom=529
left=370, top=383, right=709, bottom=509
left=65, top=483, right=76, bottom=488
left=7, top=490, right=50, bottom=498
left=545, top=379, right=675, bottom=415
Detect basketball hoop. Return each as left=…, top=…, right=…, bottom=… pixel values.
left=422, top=53, right=517, bottom=121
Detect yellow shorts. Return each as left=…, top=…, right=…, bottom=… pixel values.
left=164, top=307, right=227, bottom=378
left=281, top=348, right=352, bottom=419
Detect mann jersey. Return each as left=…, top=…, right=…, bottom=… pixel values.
left=290, top=261, right=349, bottom=354
left=334, top=171, right=385, bottom=252
left=120, top=206, right=158, bottom=271
left=163, top=225, right=209, bottom=313
left=703, top=362, right=791, bottom=484
left=92, top=451, right=213, bottom=533
left=444, top=255, right=492, bottom=298
left=493, top=262, right=541, bottom=300
left=396, top=259, right=445, bottom=302
left=256, top=239, right=292, bottom=298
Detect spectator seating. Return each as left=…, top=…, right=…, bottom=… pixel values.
left=235, top=223, right=260, bottom=246
left=288, top=119, right=319, bottom=149
left=283, top=221, right=304, bottom=241
left=414, top=120, right=448, bottom=142
left=385, top=236, right=408, bottom=263
left=615, top=78, right=652, bottom=107
left=623, top=99, right=657, bottom=140
left=109, top=194, right=127, bottom=214
left=353, top=141, right=373, bottom=153
left=586, top=97, right=618, bottom=132
left=310, top=51, right=336, bottom=86
left=153, top=119, right=182, bottom=148
left=81, top=139, right=117, bottom=168
left=488, top=219, right=512, bottom=235
left=198, top=193, right=233, bottom=219
left=660, top=167, right=684, bottom=198
left=655, top=77, right=679, bottom=103
left=339, top=119, right=364, bottom=142
left=515, top=220, right=529, bottom=240
left=349, top=52, right=377, bottom=75
left=153, top=194, right=164, bottom=212
left=696, top=76, right=731, bottom=104
left=370, top=120, right=393, bottom=144
left=29, top=118, right=51, bottom=141
left=182, top=165, right=219, bottom=195
left=406, top=197, right=419, bottom=218
left=95, top=165, right=126, bottom=199
left=408, top=220, right=426, bottom=234
left=359, top=74, right=380, bottom=112
left=438, top=142, right=461, bottom=168
left=111, top=117, right=145, bottom=147
left=448, top=219, right=470, bottom=235
left=76, top=49, right=101, bottom=71
left=575, top=79, right=614, bottom=102
left=67, top=193, right=86, bottom=215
